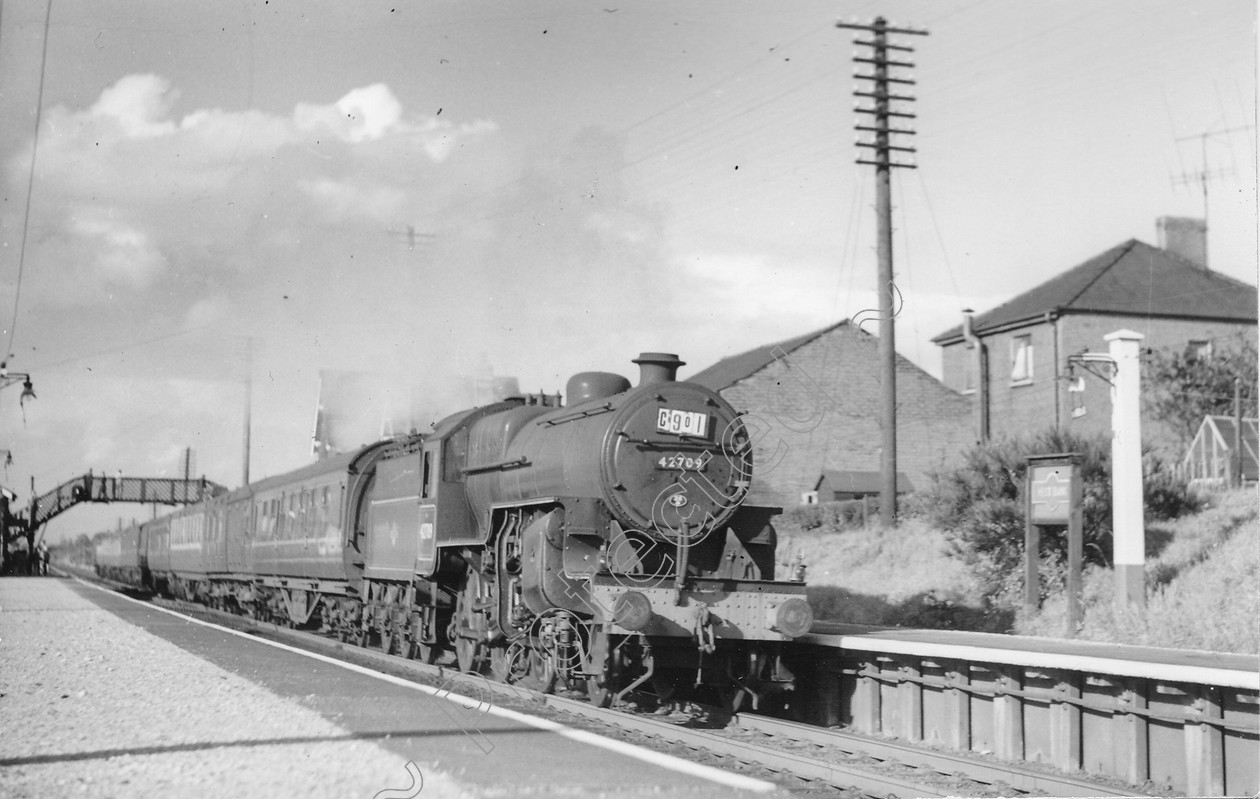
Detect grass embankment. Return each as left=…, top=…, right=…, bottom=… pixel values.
left=776, top=516, right=998, bottom=631
left=1017, top=488, right=1258, bottom=652
left=779, top=488, right=1259, bottom=654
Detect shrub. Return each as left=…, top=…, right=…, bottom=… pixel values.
left=910, top=428, right=1198, bottom=605
left=1142, top=451, right=1203, bottom=520
left=1142, top=331, right=1258, bottom=450
left=782, top=499, right=872, bottom=532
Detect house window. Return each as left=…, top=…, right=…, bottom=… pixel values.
left=963, top=344, right=976, bottom=393
left=1186, top=339, right=1213, bottom=362
left=1010, top=335, right=1033, bottom=384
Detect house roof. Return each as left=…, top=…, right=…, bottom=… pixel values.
left=686, top=320, right=855, bottom=391
left=933, top=239, right=1259, bottom=345
left=815, top=470, right=915, bottom=495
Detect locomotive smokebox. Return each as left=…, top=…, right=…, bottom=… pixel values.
left=566, top=371, right=632, bottom=404
left=632, top=352, right=685, bottom=386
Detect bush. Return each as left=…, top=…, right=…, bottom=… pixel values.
left=782, top=499, right=872, bottom=532
left=909, top=428, right=1199, bottom=605
left=1142, top=451, right=1202, bottom=520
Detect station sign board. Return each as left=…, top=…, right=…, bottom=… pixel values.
left=1029, top=464, right=1074, bottom=524
left=1025, top=453, right=1083, bottom=636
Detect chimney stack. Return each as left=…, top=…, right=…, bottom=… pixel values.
left=632, top=352, right=685, bottom=386
left=1156, top=216, right=1208, bottom=269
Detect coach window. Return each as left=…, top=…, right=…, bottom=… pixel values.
left=421, top=450, right=433, bottom=498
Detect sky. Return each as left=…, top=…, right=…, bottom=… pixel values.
left=0, top=0, right=1254, bottom=542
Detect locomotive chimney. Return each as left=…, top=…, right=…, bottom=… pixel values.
left=632, top=352, right=685, bottom=386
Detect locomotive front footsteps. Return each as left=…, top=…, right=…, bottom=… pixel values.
left=95, top=353, right=812, bottom=713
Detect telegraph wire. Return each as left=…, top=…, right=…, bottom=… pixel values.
left=6, top=0, right=54, bottom=360
left=25, top=323, right=219, bottom=374
left=893, top=169, right=923, bottom=370
left=620, top=19, right=836, bottom=137
left=912, top=168, right=962, bottom=305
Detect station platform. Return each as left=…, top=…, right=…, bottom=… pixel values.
left=0, top=576, right=779, bottom=798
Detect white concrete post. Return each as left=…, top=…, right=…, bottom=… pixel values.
left=1106, top=330, right=1145, bottom=609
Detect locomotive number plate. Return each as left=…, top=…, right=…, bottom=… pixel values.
left=655, top=453, right=709, bottom=471
left=656, top=408, right=708, bottom=437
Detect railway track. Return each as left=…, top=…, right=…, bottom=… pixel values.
left=121, top=583, right=1149, bottom=798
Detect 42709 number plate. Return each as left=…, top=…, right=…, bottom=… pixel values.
left=655, top=453, right=709, bottom=471
left=656, top=408, right=709, bottom=437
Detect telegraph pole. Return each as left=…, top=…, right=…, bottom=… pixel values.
left=836, top=17, right=927, bottom=525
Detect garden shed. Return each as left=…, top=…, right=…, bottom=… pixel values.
left=1180, top=415, right=1258, bottom=487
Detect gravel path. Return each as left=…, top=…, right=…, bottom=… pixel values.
left=0, top=577, right=472, bottom=798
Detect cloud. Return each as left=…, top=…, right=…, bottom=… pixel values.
left=417, top=119, right=499, bottom=162
left=87, top=74, right=180, bottom=138
left=183, top=296, right=232, bottom=330
left=297, top=178, right=409, bottom=224
left=32, top=76, right=496, bottom=203
left=295, top=83, right=402, bottom=143
left=72, top=214, right=167, bottom=288
left=16, top=75, right=500, bottom=316
left=292, top=83, right=498, bottom=159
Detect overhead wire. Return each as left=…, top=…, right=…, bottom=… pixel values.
left=7, top=0, right=54, bottom=360
left=25, top=322, right=220, bottom=374
left=892, top=168, right=923, bottom=370
left=913, top=169, right=962, bottom=304
left=377, top=17, right=846, bottom=235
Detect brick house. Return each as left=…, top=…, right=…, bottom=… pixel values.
left=687, top=320, right=972, bottom=507
left=931, top=218, right=1258, bottom=450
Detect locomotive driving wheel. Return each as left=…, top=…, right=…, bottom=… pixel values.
left=405, top=609, right=441, bottom=664
left=501, top=641, right=557, bottom=693
left=379, top=618, right=400, bottom=656
left=584, top=627, right=617, bottom=707
left=407, top=639, right=439, bottom=664
left=452, top=569, right=491, bottom=674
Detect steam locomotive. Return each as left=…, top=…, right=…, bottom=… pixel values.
left=95, top=353, right=813, bottom=710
